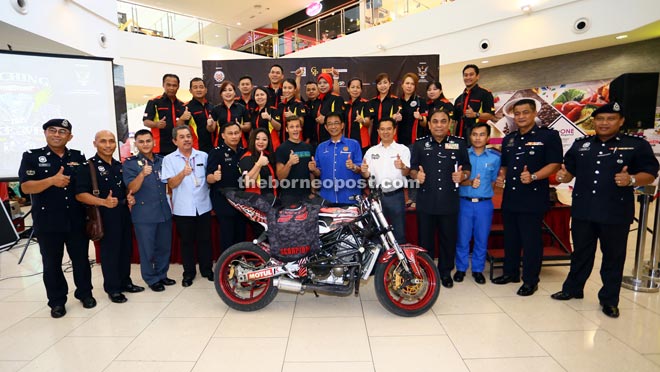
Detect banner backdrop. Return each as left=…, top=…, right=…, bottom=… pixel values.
left=202, top=55, right=439, bottom=105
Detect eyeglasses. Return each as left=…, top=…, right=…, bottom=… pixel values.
left=46, top=128, right=70, bottom=135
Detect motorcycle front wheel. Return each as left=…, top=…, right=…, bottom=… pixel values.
left=214, top=242, right=278, bottom=311
left=374, top=252, right=440, bottom=317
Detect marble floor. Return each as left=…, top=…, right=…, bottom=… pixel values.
left=0, top=227, right=659, bottom=372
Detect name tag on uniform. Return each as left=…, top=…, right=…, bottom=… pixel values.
left=445, top=143, right=459, bottom=150
left=525, top=142, right=544, bottom=146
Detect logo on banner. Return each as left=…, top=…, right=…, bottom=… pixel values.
left=213, top=70, right=225, bottom=83
left=417, top=63, right=429, bottom=82
left=310, top=66, right=319, bottom=77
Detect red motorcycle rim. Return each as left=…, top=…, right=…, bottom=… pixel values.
left=382, top=257, right=437, bottom=311
left=219, top=249, right=272, bottom=305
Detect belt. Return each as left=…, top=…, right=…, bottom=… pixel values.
left=382, top=188, right=403, bottom=196
left=460, top=197, right=491, bottom=202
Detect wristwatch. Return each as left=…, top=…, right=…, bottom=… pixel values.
left=629, top=175, right=636, bottom=186
left=531, top=173, right=537, bottom=181
left=475, top=112, right=480, bottom=119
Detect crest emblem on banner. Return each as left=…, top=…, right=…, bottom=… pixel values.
left=417, top=63, right=429, bottom=82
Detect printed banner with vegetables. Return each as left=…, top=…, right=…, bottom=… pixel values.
left=488, top=79, right=611, bottom=153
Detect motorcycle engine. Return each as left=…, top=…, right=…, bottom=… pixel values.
left=309, top=234, right=360, bottom=285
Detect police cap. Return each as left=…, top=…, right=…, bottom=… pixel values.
left=591, top=102, right=623, bottom=117
left=42, top=118, right=73, bottom=131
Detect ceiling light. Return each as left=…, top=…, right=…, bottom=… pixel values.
left=236, top=21, right=241, bottom=26
left=482, top=60, right=489, bottom=64
left=616, top=34, right=628, bottom=40
left=521, top=4, right=532, bottom=13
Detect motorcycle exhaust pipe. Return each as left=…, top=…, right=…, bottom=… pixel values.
left=273, top=277, right=304, bottom=293
left=273, top=277, right=355, bottom=297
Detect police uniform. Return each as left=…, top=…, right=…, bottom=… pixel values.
left=77, top=154, right=135, bottom=296
left=18, top=120, right=93, bottom=311
left=184, top=98, right=215, bottom=153
left=453, top=84, right=495, bottom=138
left=143, top=94, right=186, bottom=155
left=500, top=125, right=562, bottom=286
left=123, top=153, right=172, bottom=287
left=411, top=135, right=471, bottom=279
left=558, top=103, right=659, bottom=309
left=207, top=141, right=247, bottom=252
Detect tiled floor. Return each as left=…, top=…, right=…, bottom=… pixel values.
left=0, top=228, right=659, bottom=372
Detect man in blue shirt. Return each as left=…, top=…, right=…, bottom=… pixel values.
left=124, top=129, right=175, bottom=292
left=454, top=123, right=500, bottom=284
left=309, top=112, right=363, bottom=205
left=161, top=126, right=213, bottom=287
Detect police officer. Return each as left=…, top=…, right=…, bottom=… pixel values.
left=453, top=64, right=495, bottom=138
left=18, top=119, right=95, bottom=318
left=493, top=98, right=562, bottom=296
left=143, top=74, right=186, bottom=155
left=410, top=109, right=471, bottom=288
left=551, top=102, right=659, bottom=318
left=123, top=129, right=176, bottom=292
left=76, top=130, right=145, bottom=303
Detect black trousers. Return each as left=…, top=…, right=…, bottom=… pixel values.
left=99, top=206, right=133, bottom=294
left=502, top=211, right=544, bottom=285
left=36, top=229, right=92, bottom=308
left=562, top=219, right=629, bottom=306
left=417, top=212, right=458, bottom=277
left=174, top=212, right=213, bottom=279
left=218, top=214, right=247, bottom=254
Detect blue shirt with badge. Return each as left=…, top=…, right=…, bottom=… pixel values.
left=315, top=136, right=362, bottom=204
left=161, top=148, right=212, bottom=216
left=460, top=147, right=501, bottom=199
left=123, top=153, right=172, bottom=223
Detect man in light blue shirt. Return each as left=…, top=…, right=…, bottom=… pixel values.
left=454, top=122, right=500, bottom=284
left=161, top=125, right=213, bottom=287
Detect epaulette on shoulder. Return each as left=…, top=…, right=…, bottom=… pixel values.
left=27, top=147, right=45, bottom=154
left=419, top=135, right=430, bottom=141
left=451, top=134, right=465, bottom=140
left=125, top=155, right=137, bottom=161
left=574, top=134, right=594, bottom=141
left=624, top=132, right=646, bottom=140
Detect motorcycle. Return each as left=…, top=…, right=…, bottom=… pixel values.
left=213, top=187, right=440, bottom=317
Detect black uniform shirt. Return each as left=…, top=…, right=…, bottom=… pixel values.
left=565, top=133, right=659, bottom=224
left=315, top=93, right=345, bottom=144
left=399, top=94, right=429, bottom=146
left=453, top=84, right=495, bottom=138
left=411, top=135, right=471, bottom=215
left=18, top=147, right=86, bottom=234
left=344, top=97, right=372, bottom=148
left=211, top=101, right=251, bottom=148
left=206, top=142, right=246, bottom=216
left=184, top=98, right=215, bottom=153
left=76, top=154, right=129, bottom=218
left=274, top=98, right=307, bottom=144
left=427, top=98, right=454, bottom=118
left=143, top=93, right=186, bottom=155
left=266, top=84, right=283, bottom=107
left=501, top=126, right=563, bottom=213
left=304, top=98, right=321, bottom=143
left=369, top=95, right=402, bottom=145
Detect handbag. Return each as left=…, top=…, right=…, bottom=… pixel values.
left=85, top=161, right=104, bottom=241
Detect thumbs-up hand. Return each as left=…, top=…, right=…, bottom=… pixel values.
left=316, top=114, right=325, bottom=124
left=417, top=165, right=426, bottom=184
left=472, top=174, right=481, bottom=189
left=257, top=151, right=269, bottom=167
left=556, top=164, right=569, bottom=183
left=394, top=153, right=404, bottom=169
left=308, top=156, right=318, bottom=172
left=361, top=162, right=369, bottom=174
left=465, top=106, right=475, bottom=118
left=295, top=67, right=304, bottom=77
left=615, top=165, right=632, bottom=187
left=285, top=107, right=295, bottom=118
left=157, top=116, right=167, bottom=129
left=104, top=190, right=118, bottom=208
left=182, top=162, right=193, bottom=176
left=393, top=107, right=403, bottom=122
left=288, top=150, right=300, bottom=165
left=345, top=152, right=355, bottom=171
left=181, top=107, right=191, bottom=121
left=206, top=118, right=216, bottom=131
left=261, top=111, right=271, bottom=120
left=331, top=67, right=339, bottom=78
left=452, top=165, right=464, bottom=183
left=127, top=189, right=135, bottom=207
left=356, top=111, right=365, bottom=124
left=51, top=166, right=70, bottom=187
left=413, top=108, right=422, bottom=120
left=142, top=162, right=153, bottom=176
left=521, top=165, right=532, bottom=184
left=213, top=164, right=222, bottom=182
left=495, top=169, right=506, bottom=188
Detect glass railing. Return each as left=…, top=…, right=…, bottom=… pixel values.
left=116, top=0, right=454, bottom=57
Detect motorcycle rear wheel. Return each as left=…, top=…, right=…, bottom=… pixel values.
left=214, top=242, right=278, bottom=311
left=374, top=252, right=440, bottom=317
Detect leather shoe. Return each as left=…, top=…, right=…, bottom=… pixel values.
left=182, top=277, right=193, bottom=287
left=80, top=296, right=97, bottom=309
left=472, top=272, right=486, bottom=284
left=551, top=291, right=584, bottom=301
left=160, top=277, right=176, bottom=286
left=108, top=293, right=127, bottom=303
left=122, top=283, right=145, bottom=293
left=50, top=305, right=66, bottom=318
left=149, top=282, right=165, bottom=292
left=453, top=271, right=465, bottom=282
left=203, top=273, right=214, bottom=282
left=492, top=275, right=521, bottom=285
left=517, top=283, right=538, bottom=296
left=601, top=304, right=620, bottom=318
left=441, top=276, right=454, bottom=288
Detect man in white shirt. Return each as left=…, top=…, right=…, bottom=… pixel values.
left=361, top=118, right=410, bottom=243
left=161, top=125, right=213, bottom=287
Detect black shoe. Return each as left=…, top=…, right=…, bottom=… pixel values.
left=50, top=305, right=66, bottom=318
left=160, top=278, right=176, bottom=286
left=122, top=283, right=145, bottom=293
left=551, top=291, right=584, bottom=301
left=441, top=276, right=454, bottom=288
left=453, top=271, right=465, bottom=282
left=492, top=275, right=521, bottom=285
left=203, top=273, right=214, bottom=282
left=149, top=282, right=165, bottom=292
left=601, top=304, right=620, bottom=318
left=182, top=277, right=193, bottom=287
left=108, top=293, right=128, bottom=303
left=517, top=283, right=538, bottom=296
left=81, top=296, right=97, bottom=309
left=472, top=272, right=486, bottom=284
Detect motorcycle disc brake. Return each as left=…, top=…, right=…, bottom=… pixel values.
left=389, top=266, right=426, bottom=300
